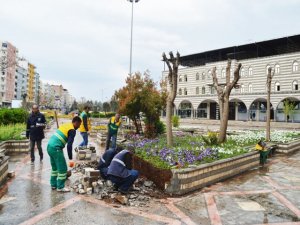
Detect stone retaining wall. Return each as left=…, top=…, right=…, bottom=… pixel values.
left=0, top=156, right=9, bottom=187
left=0, top=140, right=29, bottom=155
left=276, top=139, right=300, bottom=154
left=134, top=151, right=259, bottom=195
left=166, top=151, right=259, bottom=195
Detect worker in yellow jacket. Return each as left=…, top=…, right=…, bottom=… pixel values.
left=79, top=105, right=91, bottom=147
left=106, top=114, right=121, bottom=150
left=47, top=116, right=82, bottom=192
left=255, top=140, right=269, bottom=165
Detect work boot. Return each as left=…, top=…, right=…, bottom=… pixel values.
left=51, top=187, right=57, bottom=190
left=30, top=161, right=34, bottom=165
left=57, top=187, right=71, bottom=192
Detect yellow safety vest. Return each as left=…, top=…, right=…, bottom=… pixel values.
left=79, top=111, right=91, bottom=132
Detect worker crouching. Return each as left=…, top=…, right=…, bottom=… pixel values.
left=97, top=146, right=123, bottom=180
left=107, top=149, right=139, bottom=194
left=255, top=140, right=270, bottom=165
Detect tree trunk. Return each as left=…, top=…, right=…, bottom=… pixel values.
left=166, top=99, right=173, bottom=146
left=266, top=67, right=273, bottom=142
left=266, top=86, right=271, bottom=142
left=218, top=97, right=229, bottom=143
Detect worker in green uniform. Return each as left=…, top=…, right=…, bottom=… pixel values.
left=47, top=116, right=82, bottom=192
left=106, top=113, right=121, bottom=150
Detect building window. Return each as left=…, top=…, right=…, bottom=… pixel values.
left=293, top=61, right=299, bottom=72
left=210, top=86, right=215, bottom=94
left=293, top=80, right=298, bottom=91
left=240, top=67, right=245, bottom=77
left=248, top=67, right=253, bottom=76
left=275, top=82, right=280, bottom=92
left=249, top=83, right=253, bottom=93
left=221, top=69, right=225, bottom=78
left=196, top=87, right=199, bottom=95
left=240, top=84, right=245, bottom=93
left=196, top=73, right=199, bottom=80
left=184, top=75, right=188, bottom=82
left=275, top=64, right=280, bottom=74
left=179, top=75, right=182, bottom=82
left=184, top=88, right=187, bottom=95
left=266, top=65, right=271, bottom=75
left=201, top=72, right=205, bottom=80
left=178, top=88, right=182, bottom=95
left=208, top=70, right=212, bottom=79
left=202, top=86, right=205, bottom=94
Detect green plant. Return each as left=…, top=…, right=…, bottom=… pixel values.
left=0, top=108, right=29, bottom=125
left=0, top=123, right=26, bottom=141
left=155, top=120, right=166, bottom=135
left=172, top=115, right=180, bottom=128
left=201, top=131, right=219, bottom=145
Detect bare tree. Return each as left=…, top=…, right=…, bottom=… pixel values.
left=162, top=51, right=180, bottom=146
left=266, top=67, right=275, bottom=142
left=211, top=59, right=242, bottom=143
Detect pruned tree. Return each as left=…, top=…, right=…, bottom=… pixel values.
left=162, top=51, right=180, bottom=146
left=266, top=67, right=275, bottom=141
left=211, top=59, right=242, bottom=143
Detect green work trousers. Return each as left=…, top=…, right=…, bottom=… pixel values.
left=260, top=150, right=270, bottom=165
left=47, top=144, right=67, bottom=189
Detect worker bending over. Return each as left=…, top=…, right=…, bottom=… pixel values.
left=107, top=149, right=139, bottom=194
left=47, top=116, right=82, bottom=192
left=97, top=146, right=123, bottom=180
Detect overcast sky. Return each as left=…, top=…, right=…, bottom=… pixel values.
left=0, top=0, right=299, bottom=101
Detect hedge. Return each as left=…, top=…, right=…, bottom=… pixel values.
left=0, top=108, right=29, bottom=125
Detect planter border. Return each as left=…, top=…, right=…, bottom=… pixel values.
left=276, top=139, right=300, bottom=154
left=0, top=140, right=29, bottom=155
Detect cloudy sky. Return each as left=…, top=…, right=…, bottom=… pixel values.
left=0, top=0, right=299, bottom=101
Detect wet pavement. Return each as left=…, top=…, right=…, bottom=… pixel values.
left=1, top=124, right=300, bottom=225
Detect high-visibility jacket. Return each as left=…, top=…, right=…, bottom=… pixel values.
left=108, top=116, right=121, bottom=135
left=107, top=150, right=130, bottom=178
left=79, top=111, right=91, bottom=132
left=255, top=144, right=265, bottom=151
left=48, top=123, right=75, bottom=148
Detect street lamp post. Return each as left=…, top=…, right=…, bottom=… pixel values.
left=127, top=0, right=140, bottom=75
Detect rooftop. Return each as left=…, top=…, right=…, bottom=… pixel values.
left=180, top=34, right=300, bottom=67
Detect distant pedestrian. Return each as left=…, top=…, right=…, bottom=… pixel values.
left=107, top=149, right=139, bottom=194
left=79, top=105, right=91, bottom=147
left=106, top=113, right=122, bottom=150
left=26, top=105, right=46, bottom=165
left=47, top=116, right=82, bottom=192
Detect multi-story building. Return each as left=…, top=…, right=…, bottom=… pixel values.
left=15, top=59, right=28, bottom=100
left=0, top=41, right=17, bottom=107
left=163, top=34, right=300, bottom=122
left=27, top=63, right=36, bottom=103
left=34, top=72, right=40, bottom=104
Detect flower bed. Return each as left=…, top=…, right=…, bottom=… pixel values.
left=127, top=130, right=300, bottom=194
left=127, top=130, right=300, bottom=170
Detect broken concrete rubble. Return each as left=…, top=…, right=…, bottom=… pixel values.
left=70, top=161, right=165, bottom=207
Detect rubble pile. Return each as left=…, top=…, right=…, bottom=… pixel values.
left=71, top=163, right=164, bottom=207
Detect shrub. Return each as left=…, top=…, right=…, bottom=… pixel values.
left=201, top=131, right=219, bottom=146
left=172, top=115, right=180, bottom=128
left=155, top=120, right=166, bottom=135
left=0, top=123, right=26, bottom=141
left=0, top=108, right=29, bottom=125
